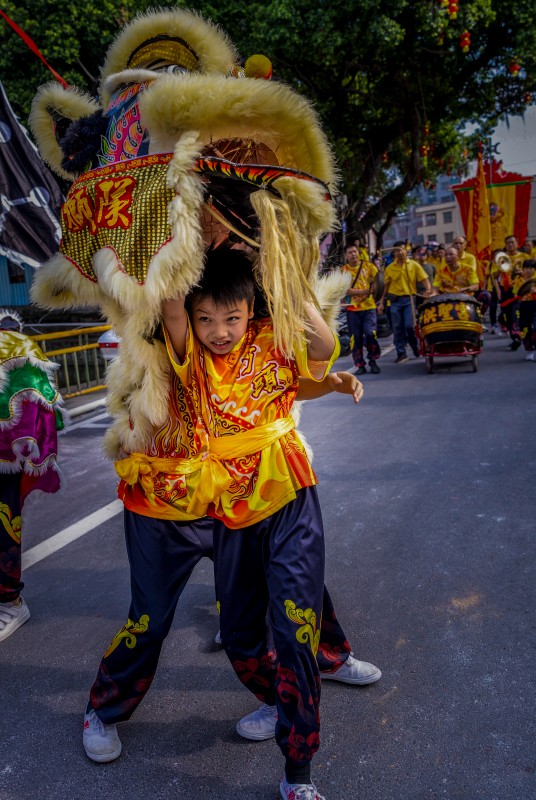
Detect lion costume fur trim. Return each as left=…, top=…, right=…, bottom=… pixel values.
left=99, top=8, right=237, bottom=105
left=139, top=73, right=336, bottom=185
left=29, top=83, right=101, bottom=181
left=30, top=252, right=105, bottom=309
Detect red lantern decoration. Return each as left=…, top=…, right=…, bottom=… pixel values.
left=509, top=60, right=521, bottom=77
left=460, top=30, right=471, bottom=53
left=448, top=0, right=459, bottom=19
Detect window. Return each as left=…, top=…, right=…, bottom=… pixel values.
left=7, top=259, right=26, bottom=284
left=425, top=212, right=437, bottom=226
left=444, top=232, right=454, bottom=244
left=427, top=233, right=437, bottom=243
left=443, top=211, right=453, bottom=224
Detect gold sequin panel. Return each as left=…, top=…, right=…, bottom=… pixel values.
left=60, top=154, right=175, bottom=284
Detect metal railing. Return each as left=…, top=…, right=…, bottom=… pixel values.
left=30, top=325, right=112, bottom=399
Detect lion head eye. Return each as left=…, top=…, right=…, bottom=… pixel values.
left=164, top=64, right=187, bottom=75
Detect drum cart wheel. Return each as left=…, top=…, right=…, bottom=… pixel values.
left=471, top=355, right=478, bottom=372
left=425, top=356, right=434, bottom=374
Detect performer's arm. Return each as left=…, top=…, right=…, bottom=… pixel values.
left=304, top=301, right=338, bottom=361
left=421, top=278, right=432, bottom=296
left=297, top=371, right=364, bottom=404
left=377, top=272, right=390, bottom=313
left=161, top=296, right=188, bottom=360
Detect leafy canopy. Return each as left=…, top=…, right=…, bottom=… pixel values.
left=1, top=0, right=534, bottom=239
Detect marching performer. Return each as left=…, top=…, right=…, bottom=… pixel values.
left=0, top=309, right=64, bottom=641
left=341, top=243, right=381, bottom=375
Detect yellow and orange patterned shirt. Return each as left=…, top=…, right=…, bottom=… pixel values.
left=118, top=367, right=210, bottom=521
left=167, top=318, right=338, bottom=529
left=433, top=262, right=479, bottom=294
left=118, top=318, right=338, bottom=528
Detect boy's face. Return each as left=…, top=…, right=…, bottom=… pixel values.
left=191, top=297, right=254, bottom=354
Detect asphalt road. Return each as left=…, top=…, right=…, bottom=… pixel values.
left=2, top=332, right=535, bottom=800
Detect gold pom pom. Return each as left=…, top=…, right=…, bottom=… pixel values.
left=244, top=54, right=272, bottom=80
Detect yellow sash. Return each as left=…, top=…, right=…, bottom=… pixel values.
left=115, top=416, right=295, bottom=518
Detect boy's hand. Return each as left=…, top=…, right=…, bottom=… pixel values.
left=326, top=371, right=364, bottom=404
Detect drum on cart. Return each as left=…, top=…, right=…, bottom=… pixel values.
left=417, top=292, right=483, bottom=373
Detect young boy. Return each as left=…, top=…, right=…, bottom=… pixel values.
left=162, top=244, right=344, bottom=800
left=82, top=270, right=379, bottom=771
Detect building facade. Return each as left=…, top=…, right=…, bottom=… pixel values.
left=0, top=255, right=34, bottom=306
left=383, top=175, right=464, bottom=251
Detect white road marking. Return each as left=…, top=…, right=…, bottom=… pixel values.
left=69, top=398, right=107, bottom=418
left=22, top=500, right=123, bottom=569
left=67, top=411, right=110, bottom=431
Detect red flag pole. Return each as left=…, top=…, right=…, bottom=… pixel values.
left=0, top=9, right=69, bottom=88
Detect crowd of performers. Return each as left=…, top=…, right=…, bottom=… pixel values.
left=339, top=234, right=536, bottom=370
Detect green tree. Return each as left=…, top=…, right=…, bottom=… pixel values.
left=2, top=0, right=534, bottom=245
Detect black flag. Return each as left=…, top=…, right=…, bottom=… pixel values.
left=0, top=81, right=63, bottom=268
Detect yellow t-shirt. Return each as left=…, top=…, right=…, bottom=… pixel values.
left=384, top=258, right=428, bottom=296
left=459, top=251, right=477, bottom=271
left=428, top=255, right=445, bottom=271
left=433, top=262, right=479, bottom=293
left=167, top=317, right=338, bottom=529
left=342, top=261, right=378, bottom=312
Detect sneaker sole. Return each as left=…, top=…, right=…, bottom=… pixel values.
left=235, top=722, right=276, bottom=741
left=83, top=741, right=122, bottom=763
left=0, top=605, right=30, bottom=642
left=280, top=780, right=323, bottom=800
left=321, top=667, right=382, bottom=685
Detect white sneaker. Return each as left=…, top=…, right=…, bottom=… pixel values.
left=525, top=351, right=536, bottom=361
left=280, top=776, right=326, bottom=799
left=0, top=597, right=30, bottom=642
left=492, top=324, right=504, bottom=336
left=83, top=709, right=122, bottom=762
left=321, top=653, right=381, bottom=685
left=236, top=703, right=277, bottom=740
